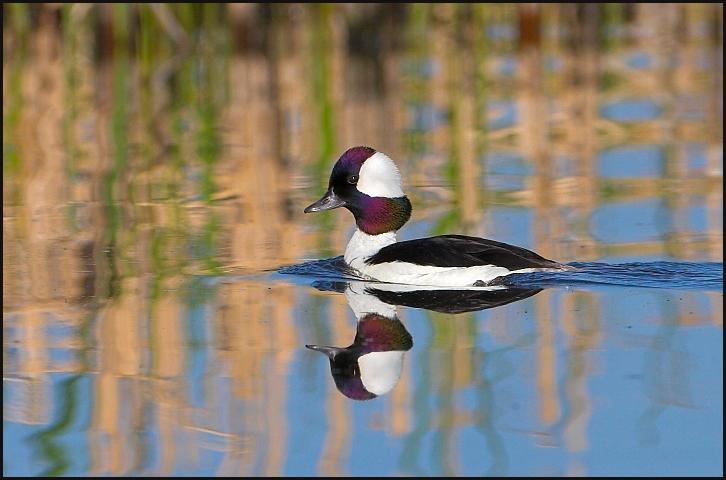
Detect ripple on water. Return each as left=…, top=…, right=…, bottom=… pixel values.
left=278, top=256, right=359, bottom=280
left=498, top=261, right=723, bottom=291
left=279, top=258, right=724, bottom=291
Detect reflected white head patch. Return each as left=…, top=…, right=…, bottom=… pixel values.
left=358, top=350, right=405, bottom=395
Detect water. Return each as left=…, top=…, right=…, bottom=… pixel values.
left=3, top=3, right=724, bottom=477
left=280, top=257, right=724, bottom=291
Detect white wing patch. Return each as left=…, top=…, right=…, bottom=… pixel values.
left=357, top=151, right=405, bottom=198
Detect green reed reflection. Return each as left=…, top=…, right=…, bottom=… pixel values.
left=31, top=375, right=84, bottom=476
left=311, top=4, right=338, bottom=256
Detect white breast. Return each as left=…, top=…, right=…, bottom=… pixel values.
left=357, top=261, right=534, bottom=287
left=344, top=229, right=397, bottom=267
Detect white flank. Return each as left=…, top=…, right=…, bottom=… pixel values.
left=357, top=151, right=405, bottom=198
left=358, top=261, right=554, bottom=287
left=358, top=351, right=405, bottom=396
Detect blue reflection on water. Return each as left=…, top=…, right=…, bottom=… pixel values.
left=625, top=51, right=653, bottom=70
left=598, top=146, right=664, bottom=178
left=601, top=98, right=663, bottom=122
left=590, top=199, right=672, bottom=244
left=487, top=100, right=518, bottom=130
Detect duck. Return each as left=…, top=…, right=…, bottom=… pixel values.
left=304, top=146, right=569, bottom=287
left=306, top=282, right=414, bottom=401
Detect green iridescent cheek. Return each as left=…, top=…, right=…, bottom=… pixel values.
left=355, top=196, right=412, bottom=235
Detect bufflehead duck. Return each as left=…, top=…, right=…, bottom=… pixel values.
left=304, top=146, right=569, bottom=287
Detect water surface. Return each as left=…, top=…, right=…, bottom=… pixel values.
left=3, top=3, right=723, bottom=477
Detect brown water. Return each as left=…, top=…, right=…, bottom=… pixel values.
left=3, top=4, right=723, bottom=476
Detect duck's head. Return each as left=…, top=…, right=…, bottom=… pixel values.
left=304, top=146, right=412, bottom=235
left=306, top=312, right=413, bottom=401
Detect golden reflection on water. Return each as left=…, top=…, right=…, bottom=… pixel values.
left=3, top=3, right=723, bottom=476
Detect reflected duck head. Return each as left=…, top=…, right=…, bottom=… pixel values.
left=306, top=312, right=413, bottom=401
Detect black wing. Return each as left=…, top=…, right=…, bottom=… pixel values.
left=365, top=235, right=563, bottom=271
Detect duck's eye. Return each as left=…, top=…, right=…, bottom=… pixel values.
left=347, top=175, right=358, bottom=185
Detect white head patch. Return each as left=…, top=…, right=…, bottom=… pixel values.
left=357, top=151, right=405, bottom=198
left=358, top=350, right=405, bottom=395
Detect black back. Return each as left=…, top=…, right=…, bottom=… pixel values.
left=365, top=235, right=563, bottom=271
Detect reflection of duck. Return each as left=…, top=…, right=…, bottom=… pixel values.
left=304, top=146, right=570, bottom=287
left=366, top=283, right=542, bottom=314
left=307, top=282, right=541, bottom=400
left=307, top=283, right=413, bottom=401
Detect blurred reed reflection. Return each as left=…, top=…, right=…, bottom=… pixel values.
left=3, top=3, right=723, bottom=476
